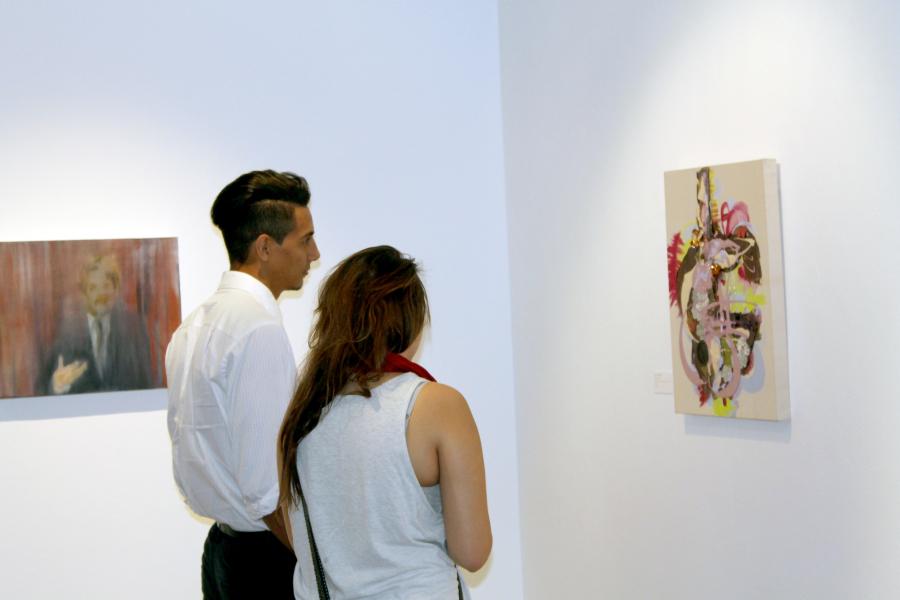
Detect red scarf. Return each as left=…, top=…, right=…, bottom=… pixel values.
left=382, top=352, right=436, bottom=382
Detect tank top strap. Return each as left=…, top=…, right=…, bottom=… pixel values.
left=402, top=376, right=431, bottom=423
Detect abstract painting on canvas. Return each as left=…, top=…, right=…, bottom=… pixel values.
left=665, top=159, right=789, bottom=420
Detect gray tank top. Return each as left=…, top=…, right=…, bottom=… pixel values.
left=289, top=372, right=468, bottom=599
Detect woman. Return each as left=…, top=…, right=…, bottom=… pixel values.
left=278, top=245, right=492, bottom=599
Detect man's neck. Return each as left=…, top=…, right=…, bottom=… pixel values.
left=232, top=263, right=280, bottom=298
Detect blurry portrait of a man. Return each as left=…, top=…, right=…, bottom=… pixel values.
left=0, top=238, right=181, bottom=400
left=43, top=254, right=153, bottom=394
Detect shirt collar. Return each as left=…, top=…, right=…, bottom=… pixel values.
left=86, top=312, right=111, bottom=328
left=217, top=271, right=282, bottom=322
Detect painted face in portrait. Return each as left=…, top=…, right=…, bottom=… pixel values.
left=81, top=255, right=121, bottom=316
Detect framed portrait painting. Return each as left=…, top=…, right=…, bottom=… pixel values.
left=0, top=238, right=181, bottom=399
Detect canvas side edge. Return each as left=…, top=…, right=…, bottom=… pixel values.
left=762, top=160, right=791, bottom=421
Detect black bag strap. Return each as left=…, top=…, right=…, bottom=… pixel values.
left=298, top=481, right=330, bottom=600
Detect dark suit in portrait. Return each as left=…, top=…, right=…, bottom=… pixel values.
left=39, top=306, right=153, bottom=395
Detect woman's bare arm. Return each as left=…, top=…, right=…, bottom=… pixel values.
left=407, top=382, right=492, bottom=571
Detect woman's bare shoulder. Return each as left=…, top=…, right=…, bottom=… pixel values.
left=413, top=382, right=476, bottom=437
left=416, top=381, right=469, bottom=412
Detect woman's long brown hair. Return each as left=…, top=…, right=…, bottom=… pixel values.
left=278, top=245, right=429, bottom=508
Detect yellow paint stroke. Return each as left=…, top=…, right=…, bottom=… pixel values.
left=713, top=396, right=736, bottom=417
left=727, top=279, right=766, bottom=313
left=744, top=290, right=766, bottom=305
left=730, top=291, right=767, bottom=314
left=677, top=226, right=697, bottom=262
left=708, top=168, right=720, bottom=230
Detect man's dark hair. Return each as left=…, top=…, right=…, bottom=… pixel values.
left=211, top=170, right=311, bottom=265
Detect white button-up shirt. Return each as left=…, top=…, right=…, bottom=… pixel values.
left=166, top=271, right=297, bottom=531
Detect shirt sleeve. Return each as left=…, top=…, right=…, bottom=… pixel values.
left=227, top=323, right=297, bottom=522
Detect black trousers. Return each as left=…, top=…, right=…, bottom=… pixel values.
left=202, top=523, right=296, bottom=599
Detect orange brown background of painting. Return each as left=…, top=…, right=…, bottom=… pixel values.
left=0, top=238, right=181, bottom=399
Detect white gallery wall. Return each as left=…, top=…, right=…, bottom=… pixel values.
left=0, top=2, right=522, bottom=599
left=500, top=0, right=900, bottom=598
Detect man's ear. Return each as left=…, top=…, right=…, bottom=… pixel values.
left=251, top=234, right=273, bottom=263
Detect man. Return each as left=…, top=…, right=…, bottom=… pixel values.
left=42, top=254, right=153, bottom=395
left=166, top=170, right=320, bottom=599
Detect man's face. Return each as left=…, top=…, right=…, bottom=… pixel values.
left=83, top=269, right=119, bottom=316
left=268, top=206, right=320, bottom=297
